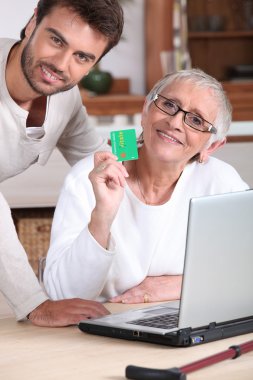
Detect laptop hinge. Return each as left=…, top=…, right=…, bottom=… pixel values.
left=208, top=322, right=216, bottom=330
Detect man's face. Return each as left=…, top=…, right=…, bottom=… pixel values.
left=21, top=6, right=109, bottom=96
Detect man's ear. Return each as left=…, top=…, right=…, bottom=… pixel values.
left=25, top=9, right=37, bottom=38
left=199, top=138, right=226, bottom=163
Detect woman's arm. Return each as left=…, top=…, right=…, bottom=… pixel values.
left=109, top=275, right=183, bottom=304
left=88, top=153, right=128, bottom=248
left=44, top=153, right=128, bottom=300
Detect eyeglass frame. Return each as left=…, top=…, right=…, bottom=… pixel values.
left=153, top=93, right=217, bottom=134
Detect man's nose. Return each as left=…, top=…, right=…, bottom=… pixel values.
left=53, top=51, right=72, bottom=72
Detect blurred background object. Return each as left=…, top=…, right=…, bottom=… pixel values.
left=80, top=66, right=113, bottom=95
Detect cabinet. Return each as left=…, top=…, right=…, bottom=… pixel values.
left=145, top=0, right=253, bottom=121
left=187, top=0, right=253, bottom=121
left=187, top=0, right=253, bottom=81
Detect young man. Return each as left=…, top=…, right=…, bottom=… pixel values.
left=0, top=0, right=123, bottom=181
left=0, top=0, right=123, bottom=326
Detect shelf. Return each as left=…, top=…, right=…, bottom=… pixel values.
left=80, top=82, right=253, bottom=121
left=222, top=82, right=253, bottom=121
left=188, top=30, right=253, bottom=39
left=227, top=135, right=253, bottom=143
left=80, top=91, right=145, bottom=116
left=222, top=81, right=253, bottom=92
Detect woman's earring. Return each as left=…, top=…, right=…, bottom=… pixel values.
left=198, top=152, right=209, bottom=164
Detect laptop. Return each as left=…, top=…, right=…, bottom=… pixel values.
left=79, top=189, right=253, bottom=347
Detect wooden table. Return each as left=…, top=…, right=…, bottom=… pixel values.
left=0, top=294, right=252, bottom=380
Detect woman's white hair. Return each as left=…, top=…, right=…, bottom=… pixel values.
left=144, top=68, right=232, bottom=145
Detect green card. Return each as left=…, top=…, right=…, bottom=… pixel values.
left=110, top=129, right=138, bottom=162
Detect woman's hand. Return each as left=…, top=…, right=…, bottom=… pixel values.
left=88, top=151, right=129, bottom=248
left=89, top=152, right=128, bottom=213
left=109, top=275, right=182, bottom=304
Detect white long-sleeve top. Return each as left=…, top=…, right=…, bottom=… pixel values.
left=0, top=38, right=106, bottom=182
left=44, top=155, right=249, bottom=301
left=0, top=193, right=48, bottom=320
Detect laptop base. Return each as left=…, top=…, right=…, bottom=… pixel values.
left=79, top=317, right=253, bottom=347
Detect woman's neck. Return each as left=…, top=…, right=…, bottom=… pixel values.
left=125, top=149, right=184, bottom=205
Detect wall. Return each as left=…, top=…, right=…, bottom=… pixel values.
left=0, top=0, right=37, bottom=38
left=100, top=0, right=145, bottom=94
left=0, top=0, right=145, bottom=94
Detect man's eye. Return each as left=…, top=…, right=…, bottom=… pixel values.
left=77, top=54, right=90, bottom=63
left=51, top=36, right=62, bottom=46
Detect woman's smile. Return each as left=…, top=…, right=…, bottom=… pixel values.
left=156, top=129, right=184, bottom=145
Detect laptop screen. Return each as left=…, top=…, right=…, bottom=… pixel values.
left=178, top=190, right=253, bottom=329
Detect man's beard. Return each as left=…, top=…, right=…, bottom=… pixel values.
left=20, top=39, right=75, bottom=96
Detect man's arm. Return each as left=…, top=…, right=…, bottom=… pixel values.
left=57, top=88, right=109, bottom=166
left=0, top=192, right=108, bottom=325
left=0, top=193, right=48, bottom=320
left=28, top=298, right=109, bottom=327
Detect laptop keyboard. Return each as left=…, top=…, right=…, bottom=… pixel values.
left=127, top=313, right=179, bottom=330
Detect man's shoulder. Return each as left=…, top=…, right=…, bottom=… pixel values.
left=0, top=38, right=17, bottom=61
left=0, top=191, right=9, bottom=211
left=0, top=192, right=12, bottom=226
left=53, top=84, right=80, bottom=100
left=50, top=85, right=82, bottom=110
left=0, top=38, right=17, bottom=51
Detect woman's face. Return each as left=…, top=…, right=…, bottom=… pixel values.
left=141, top=80, right=219, bottom=167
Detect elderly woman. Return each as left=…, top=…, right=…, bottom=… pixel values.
left=44, top=68, right=249, bottom=304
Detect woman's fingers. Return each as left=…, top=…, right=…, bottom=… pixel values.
left=94, top=151, right=117, bottom=166
left=94, top=152, right=129, bottom=178
left=109, top=294, right=151, bottom=304
left=109, top=288, right=149, bottom=304
left=90, top=158, right=129, bottom=188
left=109, top=276, right=183, bottom=304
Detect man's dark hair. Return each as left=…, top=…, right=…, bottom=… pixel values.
left=20, top=0, right=124, bottom=57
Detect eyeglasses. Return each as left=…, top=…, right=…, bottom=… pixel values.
left=153, top=94, right=217, bottom=134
